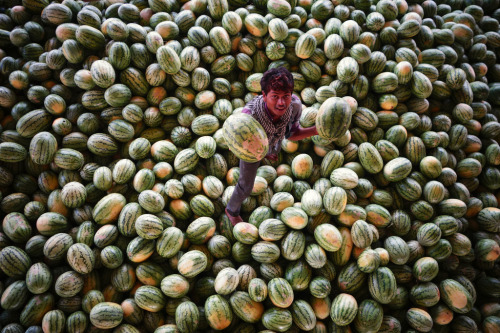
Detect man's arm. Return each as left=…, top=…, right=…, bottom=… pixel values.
left=286, top=97, right=318, bottom=141
left=287, top=125, right=318, bottom=141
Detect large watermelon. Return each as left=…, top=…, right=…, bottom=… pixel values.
left=316, top=97, right=353, bottom=140
left=222, top=113, right=269, bottom=163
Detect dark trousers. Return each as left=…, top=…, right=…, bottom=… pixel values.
left=226, top=159, right=260, bottom=216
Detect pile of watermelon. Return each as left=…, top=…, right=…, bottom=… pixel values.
left=0, top=0, right=500, bottom=332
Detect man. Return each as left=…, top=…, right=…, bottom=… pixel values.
left=225, top=67, right=318, bottom=225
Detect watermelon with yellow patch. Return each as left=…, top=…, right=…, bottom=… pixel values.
left=222, top=113, right=269, bottom=163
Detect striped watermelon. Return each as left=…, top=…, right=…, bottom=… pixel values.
left=316, top=97, right=352, bottom=140
left=26, top=263, right=52, bottom=294
left=90, top=60, right=115, bottom=88
left=222, top=113, right=269, bottom=163
left=338, top=262, right=366, bottom=293
left=214, top=267, right=240, bottom=295
left=134, top=285, right=166, bottom=312
left=359, top=142, right=384, bottom=174
left=42, top=310, right=65, bottom=333
left=351, top=220, right=373, bottom=248
left=248, top=278, right=268, bottom=302
left=268, top=278, right=294, bottom=308
left=295, top=34, right=317, bottom=59
left=407, top=308, right=433, bottom=332
left=0, top=246, right=31, bottom=277
left=353, top=299, right=384, bottom=333
left=177, top=250, right=208, bottom=278
left=229, top=291, right=264, bottom=323
left=262, top=307, right=293, bottom=332
left=291, top=300, right=316, bottom=331
left=440, top=279, right=473, bottom=314
left=66, top=243, right=95, bottom=274
left=205, top=295, right=233, bottom=330
left=157, top=45, right=181, bottom=74
left=90, top=302, right=123, bottom=329
left=330, top=293, right=358, bottom=326
left=314, top=224, right=342, bottom=252
left=368, top=267, right=397, bottom=304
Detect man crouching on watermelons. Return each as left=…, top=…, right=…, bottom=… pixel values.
left=225, top=67, right=318, bottom=226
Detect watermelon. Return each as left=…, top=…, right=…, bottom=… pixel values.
left=268, top=278, right=294, bottom=308
left=222, top=113, right=269, bottom=163
left=316, top=97, right=352, bottom=140
left=330, top=293, right=358, bottom=326
left=205, top=295, right=233, bottom=330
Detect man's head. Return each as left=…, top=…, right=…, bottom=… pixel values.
left=261, top=67, right=294, bottom=118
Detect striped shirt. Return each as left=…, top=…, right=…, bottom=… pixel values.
left=242, top=95, right=302, bottom=157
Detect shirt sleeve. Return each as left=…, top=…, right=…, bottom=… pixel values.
left=241, top=107, right=251, bottom=115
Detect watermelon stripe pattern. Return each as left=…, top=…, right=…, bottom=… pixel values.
left=0, top=246, right=31, bottom=277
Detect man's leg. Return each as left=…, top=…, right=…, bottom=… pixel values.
left=226, top=159, right=260, bottom=223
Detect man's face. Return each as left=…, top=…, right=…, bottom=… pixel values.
left=262, top=89, right=292, bottom=118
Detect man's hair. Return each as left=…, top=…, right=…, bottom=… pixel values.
left=260, top=67, right=294, bottom=94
